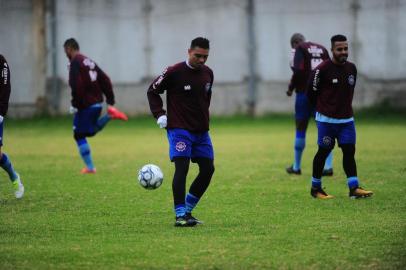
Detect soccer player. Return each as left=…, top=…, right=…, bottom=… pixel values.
left=0, top=54, right=24, bottom=199
left=64, top=38, right=128, bottom=174
left=147, top=37, right=215, bottom=227
left=307, top=34, right=373, bottom=199
left=286, top=33, right=334, bottom=176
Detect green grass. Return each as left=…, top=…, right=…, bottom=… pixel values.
left=0, top=115, right=405, bottom=269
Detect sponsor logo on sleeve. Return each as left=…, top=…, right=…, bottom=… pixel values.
left=153, top=67, right=168, bottom=90
left=348, top=75, right=355, bottom=86
left=184, top=85, right=191, bottom=91
left=332, top=78, right=338, bottom=83
left=312, top=69, right=320, bottom=91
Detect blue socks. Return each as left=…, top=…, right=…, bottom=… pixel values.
left=185, top=193, right=200, bottom=213
left=293, top=130, right=306, bottom=171
left=76, top=139, right=94, bottom=170
left=347, top=176, right=359, bottom=189
left=0, top=153, right=18, bottom=182
left=311, top=177, right=322, bottom=189
left=174, top=193, right=201, bottom=217
left=95, top=114, right=111, bottom=132
left=174, top=204, right=186, bottom=217
left=324, top=152, right=333, bottom=170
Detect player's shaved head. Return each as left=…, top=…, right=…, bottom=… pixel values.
left=190, top=37, right=210, bottom=50
left=64, top=38, right=80, bottom=50
left=331, top=34, right=347, bottom=48
left=290, top=33, right=305, bottom=48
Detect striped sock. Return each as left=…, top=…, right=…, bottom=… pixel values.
left=76, top=139, right=94, bottom=170
left=311, top=177, right=322, bottom=189
left=185, top=193, right=200, bottom=213
left=0, top=153, right=18, bottom=181
left=293, top=131, right=306, bottom=171
left=96, top=114, right=111, bottom=132
left=347, top=176, right=359, bottom=189
left=174, top=204, right=186, bottom=217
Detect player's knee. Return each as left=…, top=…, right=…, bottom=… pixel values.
left=74, top=132, right=86, bottom=141
left=341, top=144, right=355, bottom=156
left=315, top=146, right=332, bottom=160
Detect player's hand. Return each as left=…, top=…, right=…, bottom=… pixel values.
left=157, top=115, right=167, bottom=128
left=286, top=89, right=293, bottom=97
left=0, top=115, right=4, bottom=124
left=69, top=106, right=78, bottom=114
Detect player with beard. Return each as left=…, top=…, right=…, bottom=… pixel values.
left=307, top=34, right=373, bottom=199
left=147, top=37, right=214, bottom=227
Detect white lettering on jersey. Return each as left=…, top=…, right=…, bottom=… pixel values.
left=152, top=67, right=168, bottom=90
left=184, top=85, right=191, bottom=91
left=308, top=46, right=324, bottom=70
left=313, top=69, right=320, bottom=91
left=2, top=63, right=8, bottom=85
left=83, top=58, right=97, bottom=82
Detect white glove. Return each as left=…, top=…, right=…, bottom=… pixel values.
left=0, top=115, right=3, bottom=124
left=157, top=115, right=167, bottom=128
left=69, top=106, right=78, bottom=114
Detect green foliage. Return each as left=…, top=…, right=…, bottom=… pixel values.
left=0, top=116, right=405, bottom=269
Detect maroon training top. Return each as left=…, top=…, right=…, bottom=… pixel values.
left=307, top=59, right=357, bottom=119
left=289, top=41, right=330, bottom=93
left=147, top=61, right=214, bottom=132
left=68, top=53, right=115, bottom=109
left=0, top=54, right=11, bottom=116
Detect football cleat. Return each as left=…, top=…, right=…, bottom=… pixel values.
left=13, top=173, right=24, bottom=199
left=311, top=187, right=334, bottom=199
left=107, top=106, right=128, bottom=121
left=349, top=187, right=373, bottom=199
left=185, top=212, right=203, bottom=225
left=174, top=215, right=197, bottom=227
left=322, top=168, right=334, bottom=176
left=286, top=165, right=301, bottom=175
left=80, top=168, right=97, bottom=174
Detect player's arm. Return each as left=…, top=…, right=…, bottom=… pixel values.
left=69, top=60, right=85, bottom=109
left=287, top=47, right=305, bottom=96
left=207, top=70, right=214, bottom=106
left=147, top=67, right=171, bottom=119
left=0, top=57, right=11, bottom=118
left=96, top=66, right=115, bottom=106
left=306, top=66, right=322, bottom=107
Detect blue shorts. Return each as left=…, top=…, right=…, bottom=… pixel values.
left=73, top=103, right=102, bottom=134
left=167, top=128, right=214, bottom=162
left=0, top=121, right=3, bottom=146
left=316, top=121, right=356, bottom=149
left=295, top=92, right=314, bottom=120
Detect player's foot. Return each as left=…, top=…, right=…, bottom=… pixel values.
left=286, top=165, right=301, bottom=175
left=349, top=187, right=373, bottom=199
left=107, top=106, right=128, bottom=121
left=13, top=173, right=24, bottom=199
left=322, top=168, right=334, bottom=176
left=174, top=215, right=197, bottom=227
left=310, top=187, right=334, bottom=199
left=80, top=168, right=97, bottom=174
left=185, top=212, right=203, bottom=225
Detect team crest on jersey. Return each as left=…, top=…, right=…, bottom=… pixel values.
left=348, top=75, right=355, bottom=86
left=205, top=83, right=211, bottom=92
left=184, top=85, right=191, bottom=91
left=322, top=136, right=332, bottom=146
left=175, top=141, right=187, bottom=152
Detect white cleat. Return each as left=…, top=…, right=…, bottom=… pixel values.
left=13, top=173, right=24, bottom=199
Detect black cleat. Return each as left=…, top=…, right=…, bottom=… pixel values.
left=174, top=215, right=197, bottom=227
left=310, top=187, right=334, bottom=199
left=322, top=168, right=334, bottom=176
left=185, top=212, right=203, bottom=225
left=349, top=187, right=373, bottom=199
left=286, top=165, right=301, bottom=175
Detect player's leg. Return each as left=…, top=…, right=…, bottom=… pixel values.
left=167, top=128, right=195, bottom=227
left=310, top=121, right=335, bottom=199
left=287, top=93, right=308, bottom=175
left=338, top=122, right=372, bottom=198
left=74, top=133, right=96, bottom=174
left=0, top=122, right=24, bottom=198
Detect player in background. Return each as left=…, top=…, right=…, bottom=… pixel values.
left=147, top=37, right=215, bottom=227
left=64, top=38, right=128, bottom=174
left=0, top=54, right=24, bottom=199
left=286, top=33, right=333, bottom=176
left=307, top=34, right=373, bottom=199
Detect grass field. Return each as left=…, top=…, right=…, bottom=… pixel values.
left=0, top=113, right=405, bottom=269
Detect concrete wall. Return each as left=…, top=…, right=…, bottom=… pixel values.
left=1, top=0, right=405, bottom=117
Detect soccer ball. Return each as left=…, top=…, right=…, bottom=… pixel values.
left=138, top=164, right=163, bottom=190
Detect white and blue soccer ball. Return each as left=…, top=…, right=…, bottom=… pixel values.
left=138, top=164, right=163, bottom=190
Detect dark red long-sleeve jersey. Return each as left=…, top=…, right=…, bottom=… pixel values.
left=147, top=61, right=214, bottom=132
left=289, top=41, right=330, bottom=93
left=0, top=54, right=11, bottom=116
left=68, top=54, right=115, bottom=109
left=307, top=59, right=357, bottom=119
